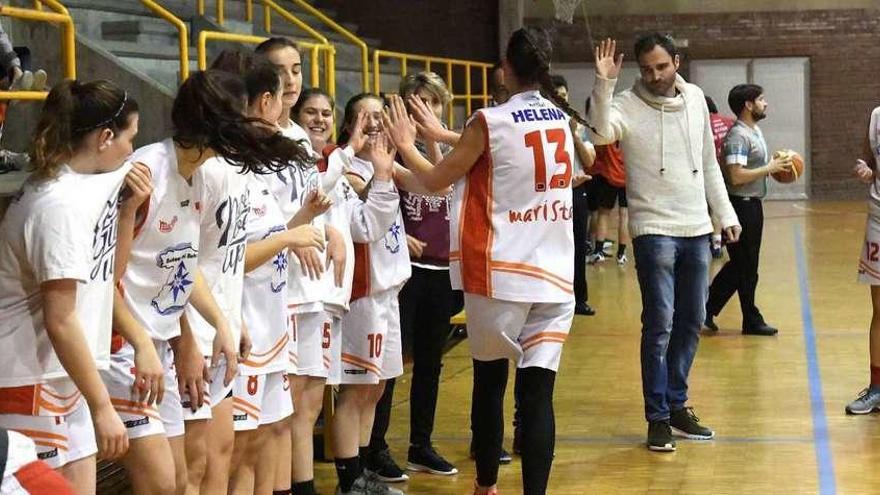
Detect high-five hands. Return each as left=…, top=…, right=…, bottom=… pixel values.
left=594, top=38, right=624, bottom=80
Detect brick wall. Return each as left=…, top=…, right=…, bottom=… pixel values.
left=317, top=0, right=499, bottom=62
left=529, top=9, right=880, bottom=200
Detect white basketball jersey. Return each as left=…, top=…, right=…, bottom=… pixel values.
left=0, top=164, right=129, bottom=386
left=185, top=157, right=249, bottom=355
left=262, top=125, right=327, bottom=312
left=449, top=90, right=575, bottom=303
left=121, top=139, right=201, bottom=341
left=868, top=107, right=880, bottom=219
left=240, top=174, right=290, bottom=375
left=348, top=157, right=411, bottom=301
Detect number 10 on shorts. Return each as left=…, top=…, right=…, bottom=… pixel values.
left=367, top=333, right=383, bottom=359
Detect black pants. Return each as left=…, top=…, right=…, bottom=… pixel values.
left=369, top=266, right=461, bottom=451
left=573, top=183, right=590, bottom=304
left=706, top=196, right=765, bottom=327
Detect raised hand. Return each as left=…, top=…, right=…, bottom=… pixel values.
left=303, top=188, right=333, bottom=219
left=595, top=38, right=624, bottom=80
left=364, top=131, right=396, bottom=182
left=346, top=110, right=369, bottom=155
left=406, top=95, right=445, bottom=143
left=382, top=94, right=418, bottom=151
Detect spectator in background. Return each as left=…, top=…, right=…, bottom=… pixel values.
left=550, top=75, right=597, bottom=315
left=706, top=96, right=736, bottom=258
left=0, top=21, right=47, bottom=172
left=584, top=98, right=629, bottom=267
left=489, top=62, right=509, bottom=106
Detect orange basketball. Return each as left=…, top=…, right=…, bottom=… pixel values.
left=770, top=149, right=805, bottom=183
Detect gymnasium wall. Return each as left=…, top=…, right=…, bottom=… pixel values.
left=315, top=0, right=499, bottom=62
left=529, top=8, right=880, bottom=200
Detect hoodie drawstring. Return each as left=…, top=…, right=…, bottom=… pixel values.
left=660, top=105, right=666, bottom=174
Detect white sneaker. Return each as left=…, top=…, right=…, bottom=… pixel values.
left=588, top=252, right=605, bottom=264
left=13, top=70, right=33, bottom=91
left=617, top=253, right=627, bottom=265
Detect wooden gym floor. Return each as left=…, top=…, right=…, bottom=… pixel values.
left=313, top=200, right=880, bottom=494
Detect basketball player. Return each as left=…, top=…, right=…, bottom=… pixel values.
left=705, top=84, right=792, bottom=336
left=106, top=70, right=312, bottom=494
left=386, top=26, right=584, bottom=495
left=293, top=88, right=413, bottom=495
left=332, top=93, right=409, bottom=495
left=848, top=106, right=880, bottom=414
left=0, top=80, right=138, bottom=493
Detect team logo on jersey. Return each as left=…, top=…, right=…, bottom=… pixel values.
left=152, top=243, right=198, bottom=315
left=265, top=225, right=287, bottom=293
left=217, top=191, right=250, bottom=275
left=91, top=195, right=121, bottom=282
left=384, top=222, right=402, bottom=254
left=252, top=204, right=267, bottom=217
left=158, top=216, right=178, bottom=233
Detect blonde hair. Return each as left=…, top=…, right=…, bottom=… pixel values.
left=398, top=71, right=452, bottom=106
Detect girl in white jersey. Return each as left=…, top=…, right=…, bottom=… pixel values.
left=849, top=107, right=880, bottom=415
left=292, top=88, right=406, bottom=495
left=107, top=69, right=314, bottom=494
left=0, top=80, right=139, bottom=492
left=386, top=28, right=588, bottom=495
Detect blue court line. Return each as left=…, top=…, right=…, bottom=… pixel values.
left=794, top=224, right=837, bottom=495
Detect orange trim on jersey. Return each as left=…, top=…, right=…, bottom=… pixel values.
left=350, top=243, right=371, bottom=301
left=37, top=385, right=79, bottom=402
left=13, top=429, right=68, bottom=443
left=522, top=336, right=568, bottom=351
left=341, top=353, right=381, bottom=376
left=460, top=112, right=494, bottom=297
left=15, top=459, right=75, bottom=494
left=241, top=334, right=290, bottom=368
left=449, top=251, right=461, bottom=261
left=489, top=261, right=573, bottom=294
left=110, top=398, right=161, bottom=420
left=0, top=385, right=39, bottom=415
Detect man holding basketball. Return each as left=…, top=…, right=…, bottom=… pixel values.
left=588, top=34, right=740, bottom=452
left=705, top=84, right=793, bottom=336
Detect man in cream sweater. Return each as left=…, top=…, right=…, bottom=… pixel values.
left=587, top=33, right=741, bottom=452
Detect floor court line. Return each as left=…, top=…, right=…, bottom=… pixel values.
left=795, top=224, right=837, bottom=495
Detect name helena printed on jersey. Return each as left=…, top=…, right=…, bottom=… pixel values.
left=510, top=107, right=568, bottom=124
left=508, top=200, right=573, bottom=224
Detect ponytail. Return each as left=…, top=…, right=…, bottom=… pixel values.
left=30, top=79, right=138, bottom=180
left=537, top=71, right=588, bottom=127
left=172, top=70, right=313, bottom=174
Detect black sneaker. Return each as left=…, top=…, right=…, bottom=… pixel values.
left=574, top=302, right=596, bottom=316
left=669, top=407, right=715, bottom=440
left=742, top=323, right=778, bottom=336
left=406, top=445, right=458, bottom=475
left=646, top=420, right=676, bottom=452
left=365, top=448, right=409, bottom=483
left=703, top=315, right=719, bottom=332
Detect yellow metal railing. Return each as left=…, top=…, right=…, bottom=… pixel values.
left=0, top=1, right=75, bottom=101
left=197, top=31, right=335, bottom=99
left=141, top=0, right=189, bottom=82
left=286, top=0, right=368, bottom=93
left=373, top=50, right=492, bottom=129
left=195, top=0, right=335, bottom=96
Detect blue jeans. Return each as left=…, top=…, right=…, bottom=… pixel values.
left=633, top=234, right=710, bottom=422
